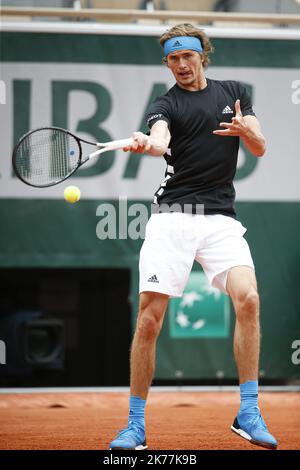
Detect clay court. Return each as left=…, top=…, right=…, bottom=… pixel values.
left=0, top=390, right=299, bottom=450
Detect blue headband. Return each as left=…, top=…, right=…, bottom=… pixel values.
left=163, top=36, right=203, bottom=56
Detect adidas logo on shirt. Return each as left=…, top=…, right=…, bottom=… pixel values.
left=173, top=40, right=182, bottom=47
left=148, top=274, right=159, bottom=283
left=222, top=105, right=233, bottom=114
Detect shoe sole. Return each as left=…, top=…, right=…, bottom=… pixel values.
left=231, top=425, right=277, bottom=450
left=109, top=444, right=148, bottom=451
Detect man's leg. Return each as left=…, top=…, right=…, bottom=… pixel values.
left=130, top=292, right=169, bottom=399
left=110, top=291, right=169, bottom=450
left=227, top=266, right=277, bottom=449
left=227, top=266, right=259, bottom=383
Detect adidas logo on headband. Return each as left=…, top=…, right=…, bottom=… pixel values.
left=164, top=36, right=203, bottom=56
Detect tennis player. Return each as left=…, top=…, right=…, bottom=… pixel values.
left=110, top=23, right=277, bottom=450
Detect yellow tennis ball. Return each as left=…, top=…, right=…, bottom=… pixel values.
left=64, top=185, right=81, bottom=203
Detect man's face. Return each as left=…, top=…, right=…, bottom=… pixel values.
left=166, top=50, right=204, bottom=88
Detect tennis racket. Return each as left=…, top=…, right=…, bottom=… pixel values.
left=12, top=126, right=134, bottom=188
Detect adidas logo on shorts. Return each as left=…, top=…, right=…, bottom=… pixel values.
left=147, top=274, right=159, bottom=283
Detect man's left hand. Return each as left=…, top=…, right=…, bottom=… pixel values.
left=213, top=100, right=249, bottom=137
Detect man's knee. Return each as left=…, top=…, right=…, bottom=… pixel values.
left=137, top=292, right=168, bottom=341
left=136, top=314, right=161, bottom=341
left=232, top=288, right=260, bottom=320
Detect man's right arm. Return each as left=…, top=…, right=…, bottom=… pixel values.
left=123, top=120, right=171, bottom=156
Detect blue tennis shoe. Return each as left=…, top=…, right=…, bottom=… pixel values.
left=109, top=422, right=147, bottom=450
left=231, top=409, right=277, bottom=449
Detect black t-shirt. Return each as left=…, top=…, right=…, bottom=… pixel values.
left=146, top=78, right=255, bottom=217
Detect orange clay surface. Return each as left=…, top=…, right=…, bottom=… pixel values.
left=0, top=391, right=299, bottom=450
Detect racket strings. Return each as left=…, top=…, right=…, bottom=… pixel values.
left=14, top=129, right=80, bottom=186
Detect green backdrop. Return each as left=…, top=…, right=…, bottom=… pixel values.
left=1, top=31, right=300, bottom=380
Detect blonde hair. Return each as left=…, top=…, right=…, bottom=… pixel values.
left=160, top=23, right=214, bottom=68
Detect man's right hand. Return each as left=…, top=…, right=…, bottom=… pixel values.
left=123, top=132, right=151, bottom=153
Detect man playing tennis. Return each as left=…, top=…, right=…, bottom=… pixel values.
left=110, top=23, right=277, bottom=450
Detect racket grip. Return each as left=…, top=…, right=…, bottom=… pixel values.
left=97, top=137, right=134, bottom=151
left=89, top=137, right=134, bottom=159
left=106, top=138, right=134, bottom=149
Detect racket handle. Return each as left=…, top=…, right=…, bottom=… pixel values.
left=96, top=137, right=134, bottom=151
left=89, top=137, right=134, bottom=159
left=104, top=137, right=134, bottom=150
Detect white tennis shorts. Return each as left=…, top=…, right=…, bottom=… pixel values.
left=139, top=213, right=255, bottom=297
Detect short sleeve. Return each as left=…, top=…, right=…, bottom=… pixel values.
left=238, top=83, right=256, bottom=117
left=146, top=96, right=172, bottom=130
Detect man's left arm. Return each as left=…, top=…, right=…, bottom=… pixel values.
left=213, top=99, right=266, bottom=157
